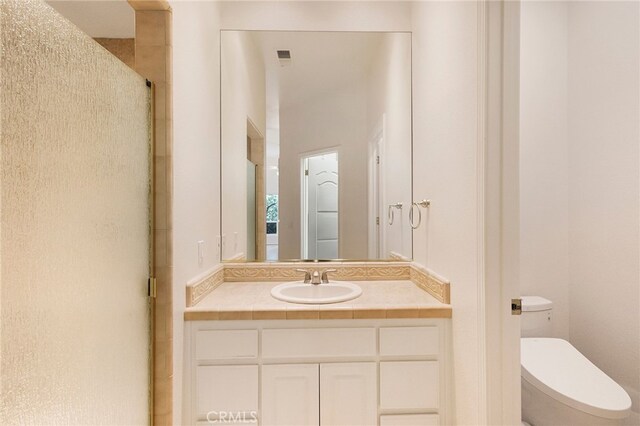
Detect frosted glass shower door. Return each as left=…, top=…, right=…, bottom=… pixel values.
left=1, top=1, right=152, bottom=424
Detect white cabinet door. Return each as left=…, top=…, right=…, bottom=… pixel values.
left=196, top=365, right=258, bottom=419
left=262, top=364, right=320, bottom=426
left=320, top=362, right=377, bottom=426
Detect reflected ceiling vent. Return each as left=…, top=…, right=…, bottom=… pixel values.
left=277, top=50, right=292, bottom=67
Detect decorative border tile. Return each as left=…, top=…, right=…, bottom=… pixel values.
left=409, top=263, right=451, bottom=304
left=222, top=261, right=411, bottom=283
left=186, top=265, right=224, bottom=307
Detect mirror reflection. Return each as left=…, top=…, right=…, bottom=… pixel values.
left=221, top=31, right=412, bottom=261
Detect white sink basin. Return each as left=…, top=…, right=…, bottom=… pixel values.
left=271, top=281, right=362, bottom=304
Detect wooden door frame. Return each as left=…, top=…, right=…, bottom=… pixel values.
left=368, top=115, right=386, bottom=259
left=247, top=118, right=266, bottom=261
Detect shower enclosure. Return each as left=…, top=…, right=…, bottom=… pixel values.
left=1, top=0, right=152, bottom=423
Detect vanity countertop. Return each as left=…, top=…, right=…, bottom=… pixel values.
left=184, top=280, right=452, bottom=321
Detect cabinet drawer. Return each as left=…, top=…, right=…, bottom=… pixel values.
left=380, top=414, right=439, bottom=426
left=196, top=330, right=258, bottom=360
left=380, top=326, right=439, bottom=356
left=262, top=328, right=376, bottom=359
left=196, top=365, right=258, bottom=418
left=380, top=361, right=439, bottom=410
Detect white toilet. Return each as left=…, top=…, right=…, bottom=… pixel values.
left=520, top=296, right=632, bottom=426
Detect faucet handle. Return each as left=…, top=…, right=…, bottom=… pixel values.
left=295, top=269, right=311, bottom=283
left=321, top=268, right=338, bottom=283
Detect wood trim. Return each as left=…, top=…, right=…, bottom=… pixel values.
left=128, top=0, right=171, bottom=12
left=477, top=0, right=489, bottom=423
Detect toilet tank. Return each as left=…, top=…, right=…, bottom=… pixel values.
left=521, top=296, right=553, bottom=337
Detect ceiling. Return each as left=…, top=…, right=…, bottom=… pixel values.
left=251, top=31, right=383, bottom=112
left=46, top=0, right=135, bottom=38
left=248, top=31, right=384, bottom=159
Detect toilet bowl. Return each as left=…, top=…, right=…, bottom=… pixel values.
left=520, top=297, right=632, bottom=426
left=521, top=338, right=631, bottom=425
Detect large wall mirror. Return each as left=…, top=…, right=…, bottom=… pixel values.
left=221, top=30, right=412, bottom=261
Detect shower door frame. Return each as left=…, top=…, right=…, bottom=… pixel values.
left=127, top=1, right=174, bottom=424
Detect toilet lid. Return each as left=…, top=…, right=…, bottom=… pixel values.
left=521, top=338, right=631, bottom=419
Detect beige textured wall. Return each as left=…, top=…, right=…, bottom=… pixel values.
left=95, top=38, right=135, bottom=69
left=1, top=1, right=151, bottom=423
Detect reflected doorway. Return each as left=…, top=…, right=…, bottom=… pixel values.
left=301, top=152, right=339, bottom=259
left=246, top=159, right=257, bottom=261
left=246, top=120, right=265, bottom=261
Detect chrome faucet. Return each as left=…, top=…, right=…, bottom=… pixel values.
left=296, top=268, right=338, bottom=285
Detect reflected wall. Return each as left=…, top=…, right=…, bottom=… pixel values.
left=221, top=31, right=412, bottom=261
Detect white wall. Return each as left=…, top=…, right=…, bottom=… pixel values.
left=46, top=0, right=135, bottom=38
left=520, top=1, right=570, bottom=339
left=172, top=2, right=221, bottom=424
left=279, top=79, right=369, bottom=259
left=411, top=3, right=481, bottom=424
left=367, top=33, right=413, bottom=259
left=567, top=1, right=640, bottom=414
left=173, top=4, right=411, bottom=421
left=520, top=1, right=640, bottom=417
left=218, top=1, right=412, bottom=262
left=220, top=31, right=266, bottom=259
left=219, top=1, right=411, bottom=32
left=175, top=3, right=486, bottom=424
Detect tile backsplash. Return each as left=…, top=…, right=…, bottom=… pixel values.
left=186, top=261, right=451, bottom=307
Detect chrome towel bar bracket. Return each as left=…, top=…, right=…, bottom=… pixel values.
left=387, top=202, right=403, bottom=225
left=409, top=199, right=431, bottom=229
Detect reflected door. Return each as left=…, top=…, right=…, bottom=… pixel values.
left=304, top=153, right=339, bottom=259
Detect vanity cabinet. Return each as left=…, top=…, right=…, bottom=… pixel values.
left=185, top=319, right=451, bottom=425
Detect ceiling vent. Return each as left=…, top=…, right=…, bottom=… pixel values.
left=277, top=50, right=292, bottom=67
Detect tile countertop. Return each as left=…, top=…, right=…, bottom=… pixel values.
left=184, top=280, right=452, bottom=321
